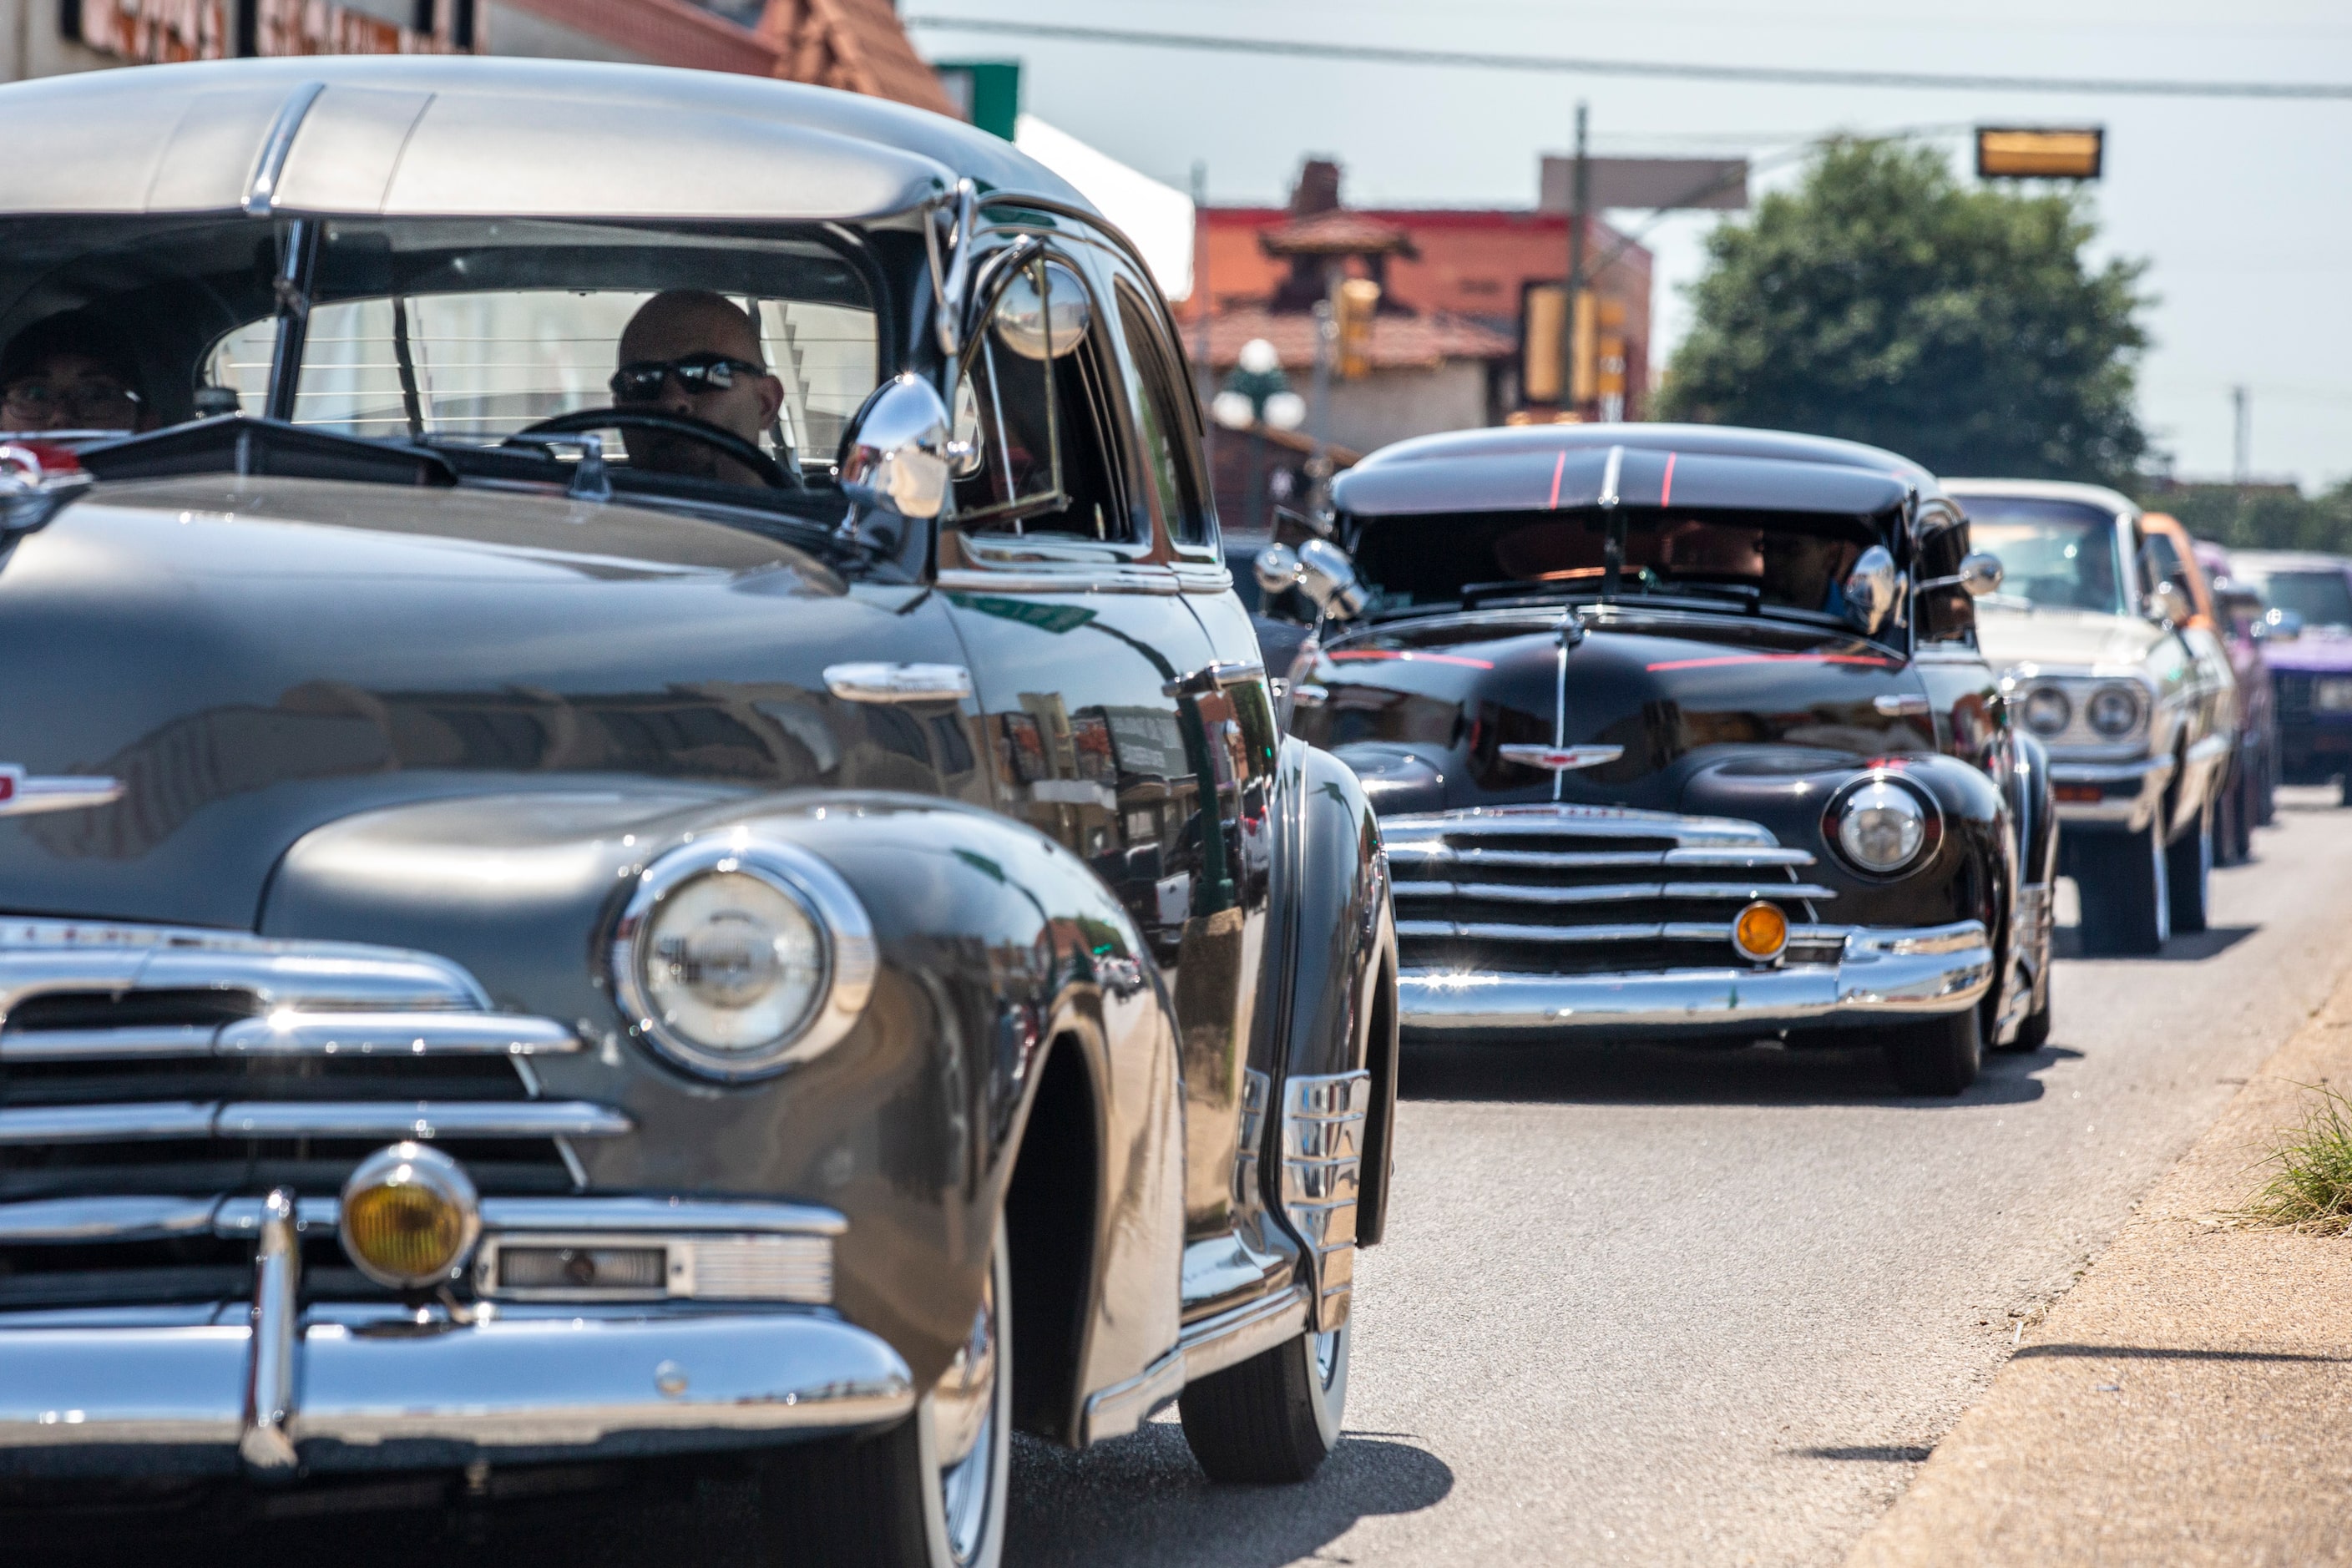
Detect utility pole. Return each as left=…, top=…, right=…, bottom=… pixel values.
left=2232, top=385, right=2250, bottom=487
left=1562, top=99, right=1589, bottom=420
left=1191, top=160, right=1213, bottom=478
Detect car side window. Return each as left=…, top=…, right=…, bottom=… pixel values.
left=1914, top=509, right=1975, bottom=647
left=953, top=252, right=1133, bottom=543
left=1113, top=283, right=1213, bottom=550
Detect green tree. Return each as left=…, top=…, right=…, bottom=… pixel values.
left=1657, top=140, right=2152, bottom=484
left=2143, top=480, right=2352, bottom=554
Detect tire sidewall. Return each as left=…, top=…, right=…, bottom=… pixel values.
left=1301, top=1324, right=1352, bottom=1453
left=918, top=1221, right=1012, bottom=1568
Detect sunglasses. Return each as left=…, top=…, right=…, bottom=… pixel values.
left=609, top=353, right=766, bottom=404
left=3, top=379, right=141, bottom=423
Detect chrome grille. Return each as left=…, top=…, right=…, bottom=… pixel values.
left=1385, top=805, right=1839, bottom=977
left=0, top=921, right=617, bottom=1309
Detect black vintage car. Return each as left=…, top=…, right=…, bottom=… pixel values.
left=0, top=58, right=1398, bottom=1565
left=1249, top=425, right=2056, bottom=1095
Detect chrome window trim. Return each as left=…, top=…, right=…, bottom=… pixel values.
left=934, top=566, right=1181, bottom=596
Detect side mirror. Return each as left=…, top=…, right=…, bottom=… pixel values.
left=838, top=373, right=955, bottom=521
left=991, top=260, right=1092, bottom=361
left=2142, top=580, right=2183, bottom=626
left=1296, top=538, right=1368, bottom=621
left=1252, top=543, right=1302, bottom=597
left=1841, top=544, right=1899, bottom=635
left=2265, top=606, right=2304, bottom=641
left=1957, top=551, right=2004, bottom=598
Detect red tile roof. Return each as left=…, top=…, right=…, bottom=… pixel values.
left=1258, top=210, right=1417, bottom=258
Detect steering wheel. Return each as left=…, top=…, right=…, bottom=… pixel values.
left=508, top=407, right=794, bottom=490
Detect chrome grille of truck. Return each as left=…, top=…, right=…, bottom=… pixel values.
left=1384, top=805, right=1840, bottom=978
left=0, top=920, right=620, bottom=1308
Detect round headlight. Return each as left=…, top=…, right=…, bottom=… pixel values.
left=613, top=837, right=877, bottom=1081
left=2086, top=684, right=2144, bottom=739
left=1832, top=776, right=1933, bottom=874
left=2020, top=685, right=2071, bottom=736
left=340, top=1142, right=480, bottom=1290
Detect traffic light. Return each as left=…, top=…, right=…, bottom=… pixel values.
left=1333, top=277, right=1379, bottom=380
left=1975, top=127, right=2102, bottom=180
left=1522, top=283, right=1566, bottom=405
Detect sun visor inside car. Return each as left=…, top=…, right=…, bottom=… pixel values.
left=1336, top=443, right=1912, bottom=521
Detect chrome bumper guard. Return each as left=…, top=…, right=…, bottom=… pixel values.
left=1398, top=919, right=1992, bottom=1037
left=0, top=1308, right=913, bottom=1476
left=0, top=1195, right=892, bottom=1476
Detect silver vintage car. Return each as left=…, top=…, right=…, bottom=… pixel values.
left=1949, top=480, right=2238, bottom=954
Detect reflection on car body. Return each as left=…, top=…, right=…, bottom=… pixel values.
left=0, top=57, right=1399, bottom=1566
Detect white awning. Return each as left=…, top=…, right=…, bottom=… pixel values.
left=1012, top=114, right=1194, bottom=301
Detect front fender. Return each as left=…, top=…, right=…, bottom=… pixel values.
left=261, top=787, right=1186, bottom=1399
left=1260, top=739, right=1399, bottom=1246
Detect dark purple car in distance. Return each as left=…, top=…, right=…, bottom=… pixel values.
left=2225, top=552, right=2352, bottom=804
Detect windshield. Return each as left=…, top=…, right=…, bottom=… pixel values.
left=0, top=215, right=883, bottom=512
left=1958, top=498, right=2125, bottom=614
left=1346, top=506, right=1874, bottom=620
left=2234, top=566, right=2352, bottom=632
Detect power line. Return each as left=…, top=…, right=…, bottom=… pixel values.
left=902, top=17, right=2352, bottom=102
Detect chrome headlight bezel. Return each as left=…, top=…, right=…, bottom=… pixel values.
left=611, top=836, right=878, bottom=1083
left=1822, top=771, right=1943, bottom=878
left=2019, top=684, right=2072, bottom=737
left=2085, top=682, right=2147, bottom=739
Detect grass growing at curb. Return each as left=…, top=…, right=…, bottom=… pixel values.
left=2242, top=1083, right=2352, bottom=1234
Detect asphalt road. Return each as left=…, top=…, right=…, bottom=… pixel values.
left=43, top=794, right=2352, bottom=1568
left=1006, top=789, right=2352, bottom=1568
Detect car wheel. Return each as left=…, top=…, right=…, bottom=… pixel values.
left=2010, top=1000, right=2052, bottom=1050
left=2213, top=774, right=2245, bottom=867
left=1884, top=1006, right=1981, bottom=1095
left=2166, top=802, right=2213, bottom=936
left=2233, top=770, right=2257, bottom=862
left=1181, top=1322, right=1352, bottom=1484
left=770, top=1219, right=1010, bottom=1568
left=2073, top=821, right=2169, bottom=956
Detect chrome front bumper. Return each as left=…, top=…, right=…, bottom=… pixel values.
left=1399, top=919, right=1992, bottom=1039
left=0, top=1305, right=913, bottom=1476
left=2049, top=754, right=2172, bottom=829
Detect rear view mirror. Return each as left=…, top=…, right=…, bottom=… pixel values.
left=1253, top=543, right=1302, bottom=597
left=1841, top=545, right=1898, bottom=635
left=1957, top=552, right=2004, bottom=598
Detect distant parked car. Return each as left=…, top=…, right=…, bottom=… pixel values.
left=1947, top=481, right=2238, bottom=955
left=2223, top=552, right=2352, bottom=805
left=2191, top=538, right=2281, bottom=855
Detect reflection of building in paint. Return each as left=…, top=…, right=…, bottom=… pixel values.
left=33, top=678, right=989, bottom=860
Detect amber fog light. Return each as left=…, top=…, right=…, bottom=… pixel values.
left=1731, top=901, right=1789, bottom=964
left=339, top=1142, right=481, bottom=1290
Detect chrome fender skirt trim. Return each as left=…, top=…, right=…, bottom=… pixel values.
left=1076, top=1283, right=1312, bottom=1447
left=1398, top=919, right=1992, bottom=1036
left=0, top=1310, right=913, bottom=1476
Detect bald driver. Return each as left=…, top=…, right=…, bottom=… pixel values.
left=609, top=290, right=787, bottom=486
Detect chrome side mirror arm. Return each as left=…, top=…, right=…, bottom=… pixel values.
left=923, top=179, right=979, bottom=360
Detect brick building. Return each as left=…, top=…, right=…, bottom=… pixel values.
left=1181, top=159, right=1655, bottom=461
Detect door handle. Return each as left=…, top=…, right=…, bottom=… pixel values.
left=824, top=663, right=974, bottom=703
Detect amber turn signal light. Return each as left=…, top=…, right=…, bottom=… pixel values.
left=339, top=1141, right=482, bottom=1291
left=1731, top=901, right=1789, bottom=964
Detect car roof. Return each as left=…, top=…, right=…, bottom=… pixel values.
left=1942, top=478, right=2138, bottom=518
left=1333, top=422, right=1935, bottom=522
left=2223, top=549, right=2352, bottom=574
left=0, top=56, right=1091, bottom=225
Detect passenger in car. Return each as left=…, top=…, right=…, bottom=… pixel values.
left=0, top=311, right=155, bottom=434
left=609, top=290, right=787, bottom=486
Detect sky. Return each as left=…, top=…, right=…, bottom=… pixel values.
left=907, top=0, right=2352, bottom=490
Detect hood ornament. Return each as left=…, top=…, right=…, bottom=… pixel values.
left=1499, top=745, right=1623, bottom=773
left=0, top=766, right=125, bottom=817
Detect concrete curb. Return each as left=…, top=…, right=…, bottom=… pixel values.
left=1847, top=969, right=2352, bottom=1565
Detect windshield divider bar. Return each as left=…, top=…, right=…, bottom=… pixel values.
left=264, top=220, right=321, bottom=424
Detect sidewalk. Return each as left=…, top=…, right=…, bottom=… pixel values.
left=1848, top=974, right=2352, bottom=1565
